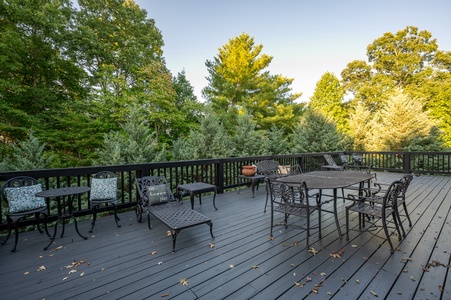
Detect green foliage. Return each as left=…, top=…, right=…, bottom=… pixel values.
left=231, top=113, right=265, bottom=157
left=263, top=125, right=289, bottom=155
left=291, top=109, right=348, bottom=153
left=309, top=72, right=348, bottom=132
left=172, top=112, right=234, bottom=160
left=170, top=71, right=204, bottom=139
left=359, top=89, right=444, bottom=151
left=95, top=106, right=163, bottom=165
left=0, top=132, right=54, bottom=171
left=202, top=33, right=303, bottom=131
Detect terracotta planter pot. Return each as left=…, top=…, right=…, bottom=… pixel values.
left=242, top=165, right=256, bottom=176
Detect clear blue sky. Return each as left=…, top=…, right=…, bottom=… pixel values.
left=137, top=0, right=451, bottom=102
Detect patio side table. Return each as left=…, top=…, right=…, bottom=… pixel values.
left=238, top=174, right=265, bottom=198
left=177, top=182, right=217, bottom=210
left=36, top=186, right=90, bottom=250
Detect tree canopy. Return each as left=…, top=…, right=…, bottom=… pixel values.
left=202, top=33, right=304, bottom=132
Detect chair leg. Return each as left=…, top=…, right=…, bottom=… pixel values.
left=345, top=208, right=350, bottom=240
left=402, top=202, right=413, bottom=227
left=270, top=209, right=274, bottom=238
left=89, top=205, right=98, bottom=233
left=113, top=205, right=121, bottom=228
left=2, top=218, right=13, bottom=246
left=306, top=213, right=310, bottom=248
left=12, top=226, right=19, bottom=252
left=382, top=215, right=395, bottom=253
left=394, top=207, right=406, bottom=238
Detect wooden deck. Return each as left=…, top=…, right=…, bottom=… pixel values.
left=1, top=172, right=450, bottom=299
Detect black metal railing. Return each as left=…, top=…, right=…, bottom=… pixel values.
left=1, top=151, right=451, bottom=230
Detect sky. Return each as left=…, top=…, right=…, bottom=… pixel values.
left=137, top=0, right=451, bottom=103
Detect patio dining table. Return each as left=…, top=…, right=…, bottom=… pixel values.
left=276, top=171, right=375, bottom=237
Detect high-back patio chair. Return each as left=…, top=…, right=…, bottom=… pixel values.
left=345, top=179, right=404, bottom=253
left=267, top=178, right=321, bottom=248
left=1, top=176, right=49, bottom=252
left=89, top=171, right=121, bottom=233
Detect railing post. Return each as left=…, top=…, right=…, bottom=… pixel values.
left=403, top=152, right=411, bottom=173
left=216, top=160, right=224, bottom=194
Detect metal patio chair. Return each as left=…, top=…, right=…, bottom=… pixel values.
left=89, top=171, right=121, bottom=233
left=1, top=176, right=50, bottom=252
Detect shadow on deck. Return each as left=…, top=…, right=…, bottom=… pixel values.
left=1, top=172, right=450, bottom=299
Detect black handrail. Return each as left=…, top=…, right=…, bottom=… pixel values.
left=1, top=151, right=450, bottom=230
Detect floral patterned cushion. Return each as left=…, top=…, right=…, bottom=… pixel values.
left=146, top=184, right=169, bottom=205
left=90, top=177, right=117, bottom=200
left=4, top=184, right=46, bottom=214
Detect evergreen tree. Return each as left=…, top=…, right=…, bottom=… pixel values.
left=309, top=72, right=347, bottom=132
left=0, top=132, right=54, bottom=171
left=263, top=125, right=289, bottom=155
left=95, top=106, right=162, bottom=165
left=364, top=89, right=443, bottom=151
left=231, top=113, right=265, bottom=157
left=173, top=112, right=234, bottom=160
left=202, top=33, right=303, bottom=131
left=291, top=109, right=347, bottom=153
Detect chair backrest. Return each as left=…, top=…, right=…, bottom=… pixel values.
left=382, top=180, right=404, bottom=210
left=0, top=176, right=46, bottom=213
left=135, top=176, right=176, bottom=206
left=267, top=179, right=304, bottom=205
left=324, top=154, right=338, bottom=166
left=399, top=174, right=413, bottom=201
left=339, top=153, right=349, bottom=164
left=255, top=160, right=279, bottom=176
left=90, top=171, right=118, bottom=201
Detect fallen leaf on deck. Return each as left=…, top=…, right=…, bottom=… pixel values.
left=410, top=275, right=415, bottom=281
left=294, top=282, right=305, bottom=288
left=80, top=272, right=84, bottom=276
left=330, top=249, right=344, bottom=259
left=37, top=266, right=46, bottom=272
left=229, top=264, right=234, bottom=269
left=24, top=272, right=30, bottom=275
left=351, top=245, right=358, bottom=248
left=306, top=276, right=312, bottom=282
left=157, top=262, right=163, bottom=265
left=308, top=248, right=318, bottom=255
left=251, top=265, right=259, bottom=269
left=62, top=277, right=68, bottom=281
left=68, top=270, right=77, bottom=274
left=179, top=278, right=189, bottom=286
left=151, top=251, right=157, bottom=255
left=209, top=243, right=215, bottom=248
left=161, top=294, right=169, bottom=297
left=356, top=279, right=360, bottom=284
left=320, top=272, right=326, bottom=277
left=370, top=290, right=378, bottom=297
left=166, top=231, right=172, bottom=236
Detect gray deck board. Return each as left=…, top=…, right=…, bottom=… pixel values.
left=0, top=172, right=449, bottom=299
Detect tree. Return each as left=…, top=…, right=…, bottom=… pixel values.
left=291, top=109, right=348, bottom=153
left=202, top=33, right=303, bottom=131
left=364, top=89, right=443, bottom=151
left=263, top=125, right=289, bottom=155
left=309, top=72, right=347, bottom=132
left=95, top=106, right=163, bottom=165
left=0, top=132, right=54, bottom=171
left=171, top=70, right=204, bottom=139
left=231, top=113, right=265, bottom=157
left=0, top=0, right=87, bottom=160
left=172, top=112, right=234, bottom=160
left=341, top=26, right=439, bottom=110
